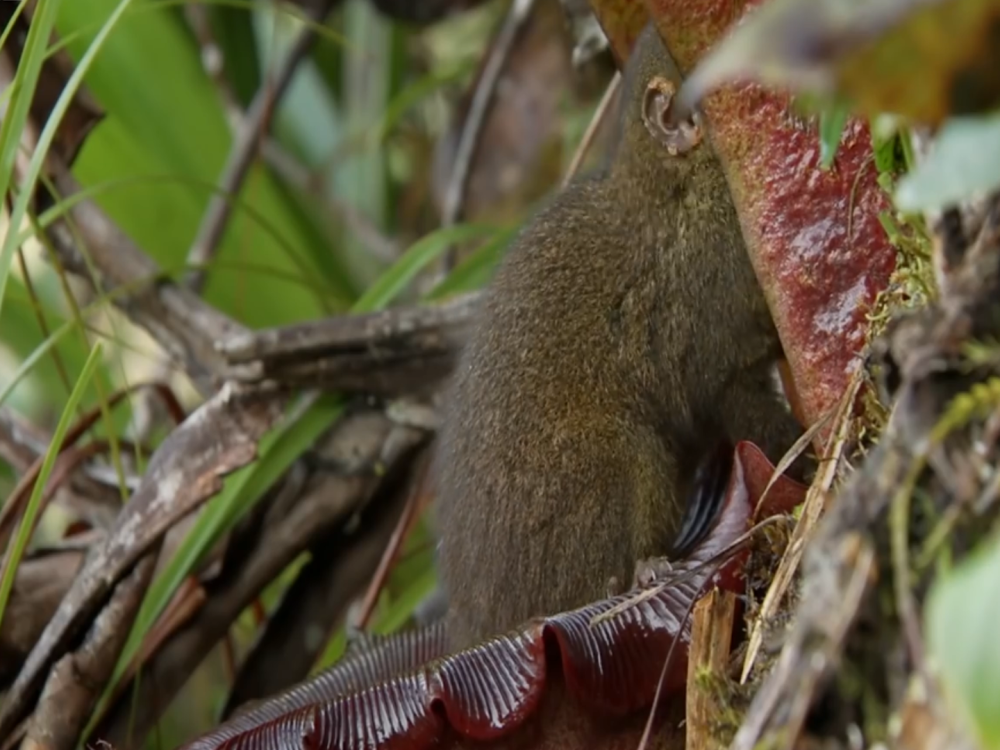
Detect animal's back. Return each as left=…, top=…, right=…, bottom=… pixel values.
left=433, top=24, right=802, bottom=650
left=434, top=180, right=684, bottom=648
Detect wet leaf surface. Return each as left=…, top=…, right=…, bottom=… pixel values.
left=176, top=442, right=807, bottom=750
left=644, top=0, right=898, bottom=434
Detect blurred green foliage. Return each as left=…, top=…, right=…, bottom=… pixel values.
left=2, top=0, right=999, bottom=746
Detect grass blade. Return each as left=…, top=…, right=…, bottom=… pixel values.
left=0, top=0, right=65, bottom=317
left=354, top=223, right=499, bottom=312
left=0, top=341, right=103, bottom=630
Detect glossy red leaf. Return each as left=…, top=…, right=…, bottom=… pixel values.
left=639, top=0, right=896, bottom=437
left=176, top=443, right=806, bottom=750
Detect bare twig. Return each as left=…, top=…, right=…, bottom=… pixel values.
left=0, top=550, right=84, bottom=687
left=45, top=164, right=245, bottom=395
left=0, top=406, right=46, bottom=473
left=355, top=456, right=430, bottom=629
left=685, top=589, right=736, bottom=750
left=0, top=384, right=285, bottom=738
left=182, top=0, right=338, bottom=294
left=440, top=0, right=537, bottom=269
left=561, top=70, right=620, bottom=187
left=93, top=407, right=429, bottom=745
left=739, top=371, right=862, bottom=683
left=218, top=291, right=480, bottom=395
left=222, top=291, right=479, bottom=363
left=24, top=549, right=159, bottom=750
left=221, top=437, right=425, bottom=717
left=184, top=4, right=245, bottom=127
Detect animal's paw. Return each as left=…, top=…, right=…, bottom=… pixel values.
left=631, top=555, right=675, bottom=588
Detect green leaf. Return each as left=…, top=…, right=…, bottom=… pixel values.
left=354, top=223, right=500, bottom=312
left=818, top=104, right=849, bottom=169
left=371, top=563, right=436, bottom=636
left=0, top=278, right=97, bottom=419
left=0, top=342, right=103, bottom=631
left=206, top=4, right=260, bottom=107
left=0, top=0, right=66, bottom=318
left=332, top=0, right=397, bottom=286
left=870, top=116, right=903, bottom=176
left=57, top=0, right=354, bottom=325
left=925, top=531, right=1000, bottom=749
left=374, top=62, right=470, bottom=145
left=426, top=225, right=516, bottom=301
left=895, top=113, right=1000, bottom=212
left=0, top=313, right=79, bottom=410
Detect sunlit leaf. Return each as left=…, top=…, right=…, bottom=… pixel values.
left=895, top=112, right=1000, bottom=211
left=926, top=531, right=1000, bottom=749
left=355, top=223, right=499, bottom=311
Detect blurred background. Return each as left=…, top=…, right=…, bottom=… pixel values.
left=0, top=0, right=620, bottom=743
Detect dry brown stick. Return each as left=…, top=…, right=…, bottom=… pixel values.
left=184, top=4, right=245, bottom=127
left=561, top=70, right=620, bottom=188
left=92, top=407, right=429, bottom=745
left=685, top=589, right=736, bottom=750
left=0, top=384, right=285, bottom=738
left=739, top=370, right=862, bottom=683
left=0, top=550, right=85, bottom=687
left=222, top=444, right=423, bottom=716
left=23, top=548, right=160, bottom=750
left=0, top=441, right=110, bottom=561
left=43, top=165, right=246, bottom=396
left=0, top=407, right=46, bottom=473
left=0, top=382, right=182, bottom=550
left=182, top=0, right=339, bottom=295
left=222, top=291, right=479, bottom=364
left=440, top=0, right=537, bottom=269
left=0, top=407, right=124, bottom=532
left=217, top=291, right=480, bottom=396
left=355, top=455, right=430, bottom=629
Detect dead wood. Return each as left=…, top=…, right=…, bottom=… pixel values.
left=92, top=405, right=430, bottom=747
left=0, top=384, right=285, bottom=739
left=218, top=292, right=481, bottom=397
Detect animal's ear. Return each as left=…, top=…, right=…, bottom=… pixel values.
left=641, top=75, right=702, bottom=156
